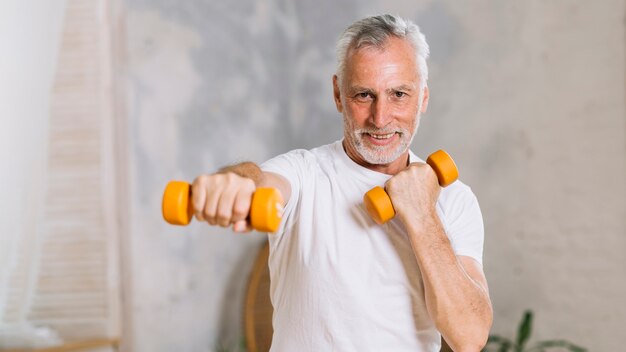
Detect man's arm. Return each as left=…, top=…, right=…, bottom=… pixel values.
left=404, top=215, right=492, bottom=351
left=191, top=162, right=290, bottom=231
left=385, top=162, right=492, bottom=351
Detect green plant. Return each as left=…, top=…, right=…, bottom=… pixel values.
left=482, top=310, right=587, bottom=352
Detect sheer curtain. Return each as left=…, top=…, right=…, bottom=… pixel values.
left=0, top=0, right=123, bottom=349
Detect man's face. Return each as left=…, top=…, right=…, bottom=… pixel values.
left=333, top=36, right=429, bottom=170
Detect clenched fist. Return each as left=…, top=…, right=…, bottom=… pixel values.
left=384, top=162, right=441, bottom=224
left=191, top=172, right=256, bottom=232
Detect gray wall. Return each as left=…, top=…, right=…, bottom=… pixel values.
left=124, top=1, right=626, bottom=351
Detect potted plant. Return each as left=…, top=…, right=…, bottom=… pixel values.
left=482, top=310, right=586, bottom=352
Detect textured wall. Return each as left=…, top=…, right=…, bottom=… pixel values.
left=124, top=0, right=626, bottom=351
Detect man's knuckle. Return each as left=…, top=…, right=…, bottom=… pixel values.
left=216, top=209, right=230, bottom=220
left=233, top=204, right=247, bottom=217
left=192, top=176, right=202, bottom=188
left=226, top=172, right=239, bottom=183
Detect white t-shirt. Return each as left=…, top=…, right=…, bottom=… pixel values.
left=261, top=140, right=484, bottom=352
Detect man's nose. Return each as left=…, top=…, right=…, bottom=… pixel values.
left=370, top=97, right=391, bottom=128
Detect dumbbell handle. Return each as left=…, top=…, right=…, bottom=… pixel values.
left=363, top=150, right=458, bottom=225
left=162, top=181, right=284, bottom=232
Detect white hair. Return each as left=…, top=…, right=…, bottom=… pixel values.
left=335, top=14, right=430, bottom=89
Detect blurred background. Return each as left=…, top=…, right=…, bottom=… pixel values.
left=1, top=0, right=624, bottom=351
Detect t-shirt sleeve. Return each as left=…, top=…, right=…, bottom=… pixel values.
left=438, top=183, right=485, bottom=266
left=260, top=149, right=312, bottom=229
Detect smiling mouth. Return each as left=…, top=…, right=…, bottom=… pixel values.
left=366, top=132, right=397, bottom=140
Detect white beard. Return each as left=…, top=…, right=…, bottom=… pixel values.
left=343, top=110, right=421, bottom=165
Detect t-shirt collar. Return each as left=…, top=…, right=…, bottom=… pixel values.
left=333, top=139, right=424, bottom=184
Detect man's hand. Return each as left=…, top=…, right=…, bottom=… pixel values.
left=384, top=162, right=441, bottom=224
left=191, top=172, right=256, bottom=232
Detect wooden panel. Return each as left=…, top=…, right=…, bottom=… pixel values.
left=29, top=0, right=120, bottom=342
left=244, top=242, right=273, bottom=352
left=0, top=338, right=119, bottom=352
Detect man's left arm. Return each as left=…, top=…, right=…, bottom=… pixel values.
left=404, top=214, right=492, bottom=352
left=385, top=163, right=493, bottom=352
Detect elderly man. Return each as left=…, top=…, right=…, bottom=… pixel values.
left=192, top=14, right=492, bottom=351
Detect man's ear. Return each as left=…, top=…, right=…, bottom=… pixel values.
left=332, top=75, right=343, bottom=113
left=420, top=86, right=429, bottom=114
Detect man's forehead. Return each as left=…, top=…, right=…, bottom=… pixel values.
left=345, top=59, right=419, bottom=87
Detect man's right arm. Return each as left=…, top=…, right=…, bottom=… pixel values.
left=191, top=161, right=291, bottom=232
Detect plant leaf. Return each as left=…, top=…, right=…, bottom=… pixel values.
left=516, top=310, right=533, bottom=351
left=488, top=335, right=512, bottom=344
left=482, top=335, right=513, bottom=352
left=498, top=340, right=512, bottom=352
left=525, top=339, right=587, bottom=352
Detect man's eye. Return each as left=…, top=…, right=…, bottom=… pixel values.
left=394, top=91, right=406, bottom=98
left=357, top=92, right=371, bottom=99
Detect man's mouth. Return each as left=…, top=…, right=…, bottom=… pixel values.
left=367, top=132, right=395, bottom=140
left=362, top=131, right=400, bottom=146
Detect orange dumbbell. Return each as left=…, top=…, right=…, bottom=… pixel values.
left=162, top=181, right=284, bottom=232
left=363, top=150, right=459, bottom=225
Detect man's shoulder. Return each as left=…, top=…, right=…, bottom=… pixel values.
left=441, top=180, right=475, bottom=198
left=438, top=180, right=480, bottom=215
left=275, top=140, right=341, bottom=161
left=262, top=140, right=341, bottom=170
left=309, top=140, right=342, bottom=158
